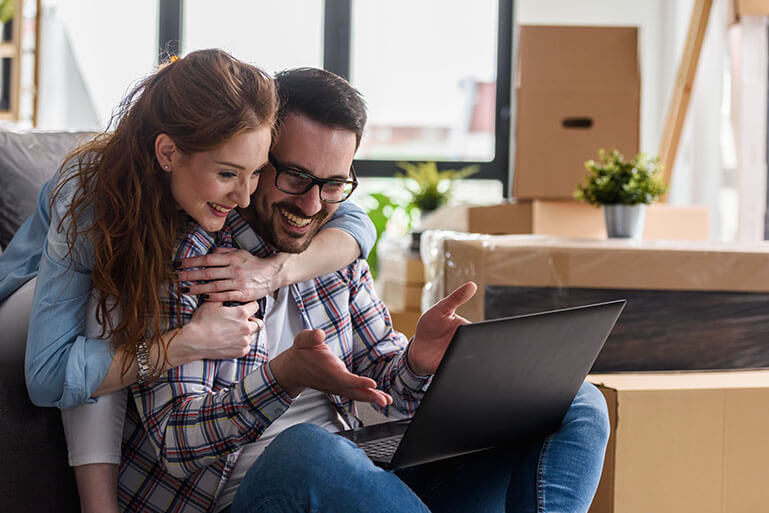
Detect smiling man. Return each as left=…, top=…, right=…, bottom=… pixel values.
left=119, top=68, right=611, bottom=513
left=245, top=112, right=358, bottom=253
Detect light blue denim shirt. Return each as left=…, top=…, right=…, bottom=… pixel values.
left=0, top=173, right=376, bottom=409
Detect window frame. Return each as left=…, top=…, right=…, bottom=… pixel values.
left=160, top=0, right=513, bottom=194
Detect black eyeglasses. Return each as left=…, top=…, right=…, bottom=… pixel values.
left=268, top=153, right=358, bottom=204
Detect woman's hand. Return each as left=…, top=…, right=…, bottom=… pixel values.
left=167, top=300, right=263, bottom=365
left=176, top=248, right=290, bottom=302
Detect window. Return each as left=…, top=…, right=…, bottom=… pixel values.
left=351, top=0, right=498, bottom=163
left=182, top=0, right=323, bottom=74
left=37, top=0, right=157, bottom=130
left=163, top=0, right=513, bottom=190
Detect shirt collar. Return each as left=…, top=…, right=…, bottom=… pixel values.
left=227, top=210, right=276, bottom=258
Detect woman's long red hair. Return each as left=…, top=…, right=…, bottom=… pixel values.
left=54, top=49, right=278, bottom=374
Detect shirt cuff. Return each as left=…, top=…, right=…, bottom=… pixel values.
left=236, top=362, right=295, bottom=427
left=399, top=339, right=433, bottom=394
left=60, top=335, right=114, bottom=408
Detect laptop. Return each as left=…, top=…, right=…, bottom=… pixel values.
left=338, top=299, right=625, bottom=470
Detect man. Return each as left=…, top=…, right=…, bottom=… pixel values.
left=132, top=67, right=609, bottom=513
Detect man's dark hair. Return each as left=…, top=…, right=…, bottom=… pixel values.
left=275, top=67, right=367, bottom=149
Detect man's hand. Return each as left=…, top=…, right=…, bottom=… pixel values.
left=176, top=248, right=290, bottom=302
left=168, top=300, right=263, bottom=366
left=269, top=329, right=393, bottom=407
left=407, top=282, right=477, bottom=376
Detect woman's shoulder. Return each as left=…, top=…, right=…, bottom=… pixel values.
left=49, top=152, right=100, bottom=213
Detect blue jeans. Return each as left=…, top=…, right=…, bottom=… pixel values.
left=228, top=382, right=609, bottom=513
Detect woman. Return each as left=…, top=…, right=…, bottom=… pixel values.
left=22, top=49, right=375, bottom=512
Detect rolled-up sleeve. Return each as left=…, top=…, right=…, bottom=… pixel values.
left=322, top=201, right=377, bottom=259
left=24, top=174, right=114, bottom=408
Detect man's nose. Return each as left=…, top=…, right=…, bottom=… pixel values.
left=294, top=184, right=323, bottom=216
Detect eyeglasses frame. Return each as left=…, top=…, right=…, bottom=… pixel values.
left=268, top=153, right=358, bottom=204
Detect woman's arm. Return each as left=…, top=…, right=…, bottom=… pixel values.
left=92, top=300, right=261, bottom=396
left=25, top=174, right=262, bottom=407
left=179, top=201, right=377, bottom=301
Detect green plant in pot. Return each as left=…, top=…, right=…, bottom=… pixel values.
left=396, top=161, right=479, bottom=251
left=396, top=161, right=479, bottom=215
left=574, top=149, right=668, bottom=239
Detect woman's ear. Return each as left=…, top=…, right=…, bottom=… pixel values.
left=155, top=133, right=176, bottom=172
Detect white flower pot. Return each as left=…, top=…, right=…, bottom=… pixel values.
left=603, top=204, right=647, bottom=239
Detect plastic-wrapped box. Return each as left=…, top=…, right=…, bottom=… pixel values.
left=422, top=233, right=769, bottom=371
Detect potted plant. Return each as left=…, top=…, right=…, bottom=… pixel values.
left=396, top=161, right=479, bottom=214
left=574, top=149, right=667, bottom=239
left=396, top=161, right=479, bottom=250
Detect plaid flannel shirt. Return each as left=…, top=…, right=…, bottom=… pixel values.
left=117, top=212, right=431, bottom=513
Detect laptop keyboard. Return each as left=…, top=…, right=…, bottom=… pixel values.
left=356, top=434, right=404, bottom=461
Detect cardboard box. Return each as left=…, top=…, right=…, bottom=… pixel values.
left=588, top=370, right=769, bottom=513
left=514, top=26, right=640, bottom=199
left=380, top=280, right=423, bottom=312
left=467, top=201, right=709, bottom=240
left=732, top=0, right=769, bottom=20
left=378, top=252, right=425, bottom=285
left=424, top=235, right=769, bottom=370
left=434, top=237, right=769, bottom=321
left=389, top=310, right=420, bottom=339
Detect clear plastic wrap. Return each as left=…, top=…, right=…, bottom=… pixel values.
left=421, top=233, right=769, bottom=371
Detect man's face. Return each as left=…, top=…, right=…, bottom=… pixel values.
left=250, top=113, right=357, bottom=253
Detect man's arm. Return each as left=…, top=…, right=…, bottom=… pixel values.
left=346, top=260, right=476, bottom=417
left=341, top=260, right=432, bottom=418
left=133, top=351, right=295, bottom=478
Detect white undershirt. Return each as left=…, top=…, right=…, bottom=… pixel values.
left=214, top=287, right=349, bottom=511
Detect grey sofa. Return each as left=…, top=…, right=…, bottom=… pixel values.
left=0, top=127, right=89, bottom=511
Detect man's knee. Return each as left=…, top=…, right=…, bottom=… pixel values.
left=259, top=423, right=373, bottom=479
left=234, top=424, right=396, bottom=512
left=564, top=382, right=610, bottom=444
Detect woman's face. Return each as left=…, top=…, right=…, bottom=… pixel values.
left=163, top=127, right=271, bottom=232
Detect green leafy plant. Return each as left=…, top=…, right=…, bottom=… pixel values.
left=574, top=149, right=668, bottom=206
left=0, top=0, right=14, bottom=24
left=396, top=161, right=479, bottom=213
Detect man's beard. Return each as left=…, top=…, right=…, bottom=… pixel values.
left=255, top=201, right=330, bottom=254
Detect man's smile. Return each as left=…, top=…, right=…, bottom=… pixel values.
left=279, top=207, right=313, bottom=228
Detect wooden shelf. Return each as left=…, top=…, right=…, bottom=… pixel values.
left=0, top=42, right=16, bottom=58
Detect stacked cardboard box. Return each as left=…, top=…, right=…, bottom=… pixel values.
left=477, top=25, right=709, bottom=239
left=467, top=201, right=709, bottom=240
left=377, top=238, right=424, bottom=338
left=424, top=234, right=769, bottom=371
left=588, top=370, right=769, bottom=513
left=421, top=233, right=769, bottom=509
left=514, top=25, right=640, bottom=200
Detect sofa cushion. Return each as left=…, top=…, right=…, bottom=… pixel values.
left=0, top=128, right=92, bottom=248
